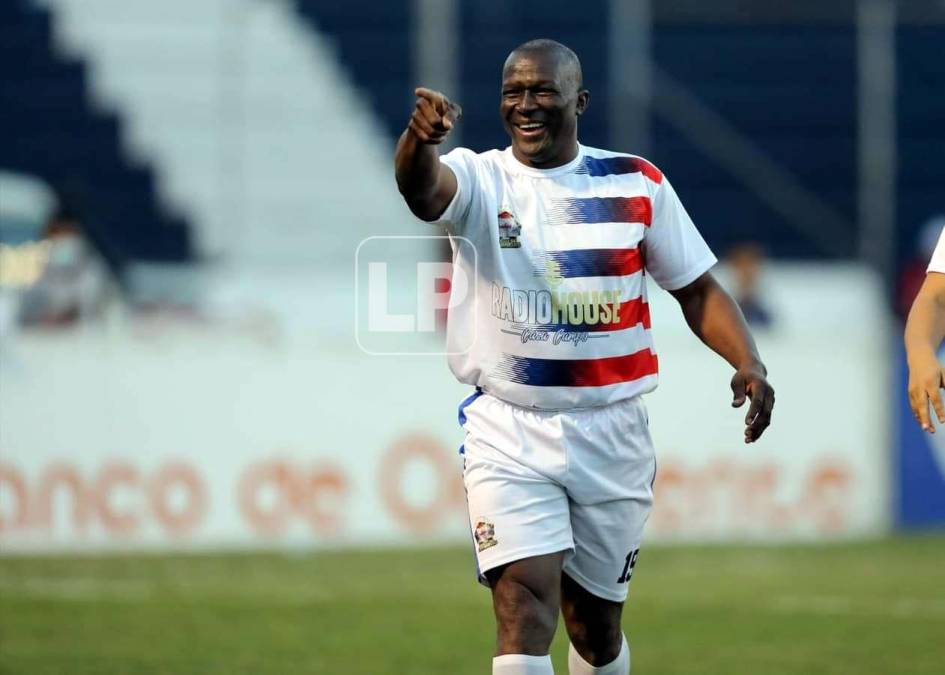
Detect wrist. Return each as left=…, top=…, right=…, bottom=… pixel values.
left=907, top=346, right=939, bottom=368
left=737, top=358, right=767, bottom=376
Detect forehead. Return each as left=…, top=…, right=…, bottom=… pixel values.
left=502, top=51, right=568, bottom=87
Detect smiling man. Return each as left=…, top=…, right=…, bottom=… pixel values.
left=394, top=39, right=774, bottom=675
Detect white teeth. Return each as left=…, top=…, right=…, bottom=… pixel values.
left=520, top=123, right=544, bottom=130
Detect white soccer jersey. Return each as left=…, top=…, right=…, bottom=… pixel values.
left=436, top=144, right=717, bottom=410
left=928, top=227, right=945, bottom=273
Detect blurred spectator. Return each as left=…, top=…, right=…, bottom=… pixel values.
left=725, top=242, right=774, bottom=329
left=896, top=215, right=945, bottom=322
left=17, top=209, right=112, bottom=327
left=1, top=171, right=56, bottom=342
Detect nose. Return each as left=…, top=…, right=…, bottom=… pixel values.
left=516, top=90, right=538, bottom=113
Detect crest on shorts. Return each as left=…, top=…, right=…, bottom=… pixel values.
left=474, top=517, right=498, bottom=552
left=498, top=209, right=522, bottom=249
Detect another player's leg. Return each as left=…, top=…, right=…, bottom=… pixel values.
left=561, top=572, right=630, bottom=674
left=487, top=552, right=566, bottom=674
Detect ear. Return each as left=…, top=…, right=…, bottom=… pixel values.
left=575, top=89, right=590, bottom=116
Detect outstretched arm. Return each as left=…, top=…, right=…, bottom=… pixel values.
left=394, top=87, right=462, bottom=222
left=668, top=271, right=774, bottom=444
left=904, top=272, right=945, bottom=432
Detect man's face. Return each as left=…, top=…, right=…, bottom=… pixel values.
left=500, top=51, right=587, bottom=168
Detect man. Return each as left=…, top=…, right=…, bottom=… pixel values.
left=905, top=226, right=945, bottom=432
left=394, top=39, right=774, bottom=675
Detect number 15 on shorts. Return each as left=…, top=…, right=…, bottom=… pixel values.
left=617, top=548, right=640, bottom=584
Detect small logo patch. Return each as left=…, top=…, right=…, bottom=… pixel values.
left=474, top=518, right=498, bottom=552
left=543, top=258, right=564, bottom=288
left=498, top=209, right=522, bottom=249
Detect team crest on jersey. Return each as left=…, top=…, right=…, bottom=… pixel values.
left=474, top=518, right=498, bottom=552
left=497, top=209, right=522, bottom=249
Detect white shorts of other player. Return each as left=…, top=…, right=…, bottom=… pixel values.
left=461, top=391, right=656, bottom=602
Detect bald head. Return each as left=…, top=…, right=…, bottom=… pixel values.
left=504, top=39, right=583, bottom=95
left=499, top=39, right=588, bottom=169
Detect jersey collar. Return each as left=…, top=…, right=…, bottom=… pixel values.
left=502, top=143, right=585, bottom=178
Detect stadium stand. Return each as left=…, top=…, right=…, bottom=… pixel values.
left=457, top=3, right=860, bottom=259
left=39, top=0, right=414, bottom=266
left=296, top=0, right=864, bottom=258
left=896, top=24, right=945, bottom=265
left=295, top=0, right=412, bottom=142
left=12, top=0, right=938, bottom=271
left=458, top=0, right=611, bottom=153
left=0, top=1, right=191, bottom=268
left=294, top=0, right=941, bottom=268
left=651, top=22, right=858, bottom=258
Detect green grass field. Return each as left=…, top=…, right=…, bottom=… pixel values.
left=2, top=535, right=944, bottom=674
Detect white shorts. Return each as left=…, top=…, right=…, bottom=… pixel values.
left=459, top=390, right=656, bottom=603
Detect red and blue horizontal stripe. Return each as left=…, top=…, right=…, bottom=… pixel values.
left=547, top=196, right=652, bottom=227
left=575, top=155, right=663, bottom=184
left=493, top=349, right=659, bottom=387
left=543, top=248, right=643, bottom=278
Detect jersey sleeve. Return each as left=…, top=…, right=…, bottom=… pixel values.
left=643, top=176, right=718, bottom=291
left=432, top=147, right=480, bottom=234
left=927, top=226, right=945, bottom=274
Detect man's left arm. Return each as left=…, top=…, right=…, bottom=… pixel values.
left=668, top=271, right=775, bottom=444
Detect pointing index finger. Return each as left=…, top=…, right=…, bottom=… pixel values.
left=415, top=87, right=447, bottom=110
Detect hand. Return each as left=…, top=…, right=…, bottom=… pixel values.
left=907, top=350, right=945, bottom=433
left=731, top=366, right=774, bottom=444
left=408, top=87, right=462, bottom=145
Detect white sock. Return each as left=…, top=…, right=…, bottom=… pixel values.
left=493, top=653, right=554, bottom=674
left=567, top=633, right=630, bottom=674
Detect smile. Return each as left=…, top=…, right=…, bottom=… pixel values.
left=515, top=122, right=546, bottom=137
